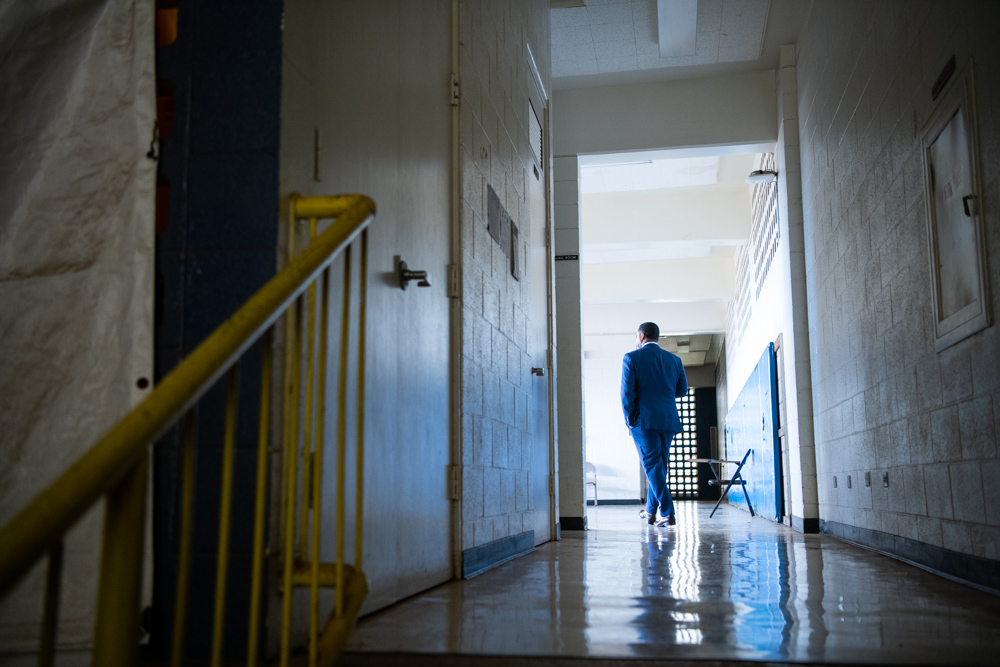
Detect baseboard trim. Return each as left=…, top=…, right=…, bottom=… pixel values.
left=791, top=514, right=819, bottom=533
left=462, top=530, right=534, bottom=579
left=587, top=499, right=641, bottom=506
left=820, top=519, right=1000, bottom=594
left=339, top=653, right=900, bottom=667
left=560, top=516, right=586, bottom=531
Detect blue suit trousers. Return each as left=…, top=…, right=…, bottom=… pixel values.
left=632, top=428, right=676, bottom=518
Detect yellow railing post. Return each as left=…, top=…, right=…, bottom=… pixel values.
left=211, top=364, right=241, bottom=667
left=309, top=266, right=331, bottom=667
left=92, top=451, right=149, bottom=667
left=247, top=330, right=273, bottom=667
left=356, top=229, right=368, bottom=569
left=171, top=409, right=198, bottom=667
left=335, top=247, right=353, bottom=618
left=39, top=540, right=63, bottom=667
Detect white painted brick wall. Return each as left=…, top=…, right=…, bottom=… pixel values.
left=459, top=1, right=551, bottom=550
left=799, top=0, right=1000, bottom=559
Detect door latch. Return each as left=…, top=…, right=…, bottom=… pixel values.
left=396, top=256, right=432, bottom=290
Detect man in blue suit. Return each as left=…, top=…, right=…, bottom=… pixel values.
left=621, top=322, right=688, bottom=526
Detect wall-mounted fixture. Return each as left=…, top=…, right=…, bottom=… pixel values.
left=531, top=367, right=545, bottom=376
left=746, top=169, right=778, bottom=184
left=396, top=257, right=431, bottom=290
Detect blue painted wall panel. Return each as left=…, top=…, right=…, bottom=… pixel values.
left=725, top=344, right=782, bottom=521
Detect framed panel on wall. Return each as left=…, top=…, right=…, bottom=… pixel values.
left=921, top=60, right=991, bottom=351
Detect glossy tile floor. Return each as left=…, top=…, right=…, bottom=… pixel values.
left=345, top=502, right=1000, bottom=664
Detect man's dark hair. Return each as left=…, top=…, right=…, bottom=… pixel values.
left=638, top=322, right=659, bottom=341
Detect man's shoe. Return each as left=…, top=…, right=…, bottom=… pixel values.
left=656, top=514, right=676, bottom=526
left=639, top=510, right=656, bottom=525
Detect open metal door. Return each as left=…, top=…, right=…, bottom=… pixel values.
left=527, top=85, right=554, bottom=544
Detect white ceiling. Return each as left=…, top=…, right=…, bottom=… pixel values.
left=558, top=2, right=804, bottom=363
left=583, top=332, right=724, bottom=367
left=552, top=0, right=771, bottom=79
left=580, top=155, right=719, bottom=194
left=579, top=150, right=757, bottom=346
left=551, top=0, right=809, bottom=90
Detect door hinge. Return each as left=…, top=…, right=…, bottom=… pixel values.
left=449, top=465, right=462, bottom=500
left=546, top=348, right=553, bottom=370
left=548, top=475, right=556, bottom=497
left=447, top=263, right=460, bottom=298
left=451, top=72, right=461, bottom=106
left=545, top=227, right=551, bottom=248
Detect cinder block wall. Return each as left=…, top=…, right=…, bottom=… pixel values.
left=799, top=0, right=1000, bottom=577
left=459, top=1, right=551, bottom=555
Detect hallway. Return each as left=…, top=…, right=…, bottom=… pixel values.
left=344, top=504, right=1000, bottom=665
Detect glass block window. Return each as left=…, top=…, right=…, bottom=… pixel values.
left=669, top=388, right=699, bottom=499
left=750, top=151, right=779, bottom=299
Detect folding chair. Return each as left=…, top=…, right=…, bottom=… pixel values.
left=691, top=449, right=754, bottom=518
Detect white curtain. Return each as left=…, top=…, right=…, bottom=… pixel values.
left=0, top=0, right=155, bottom=655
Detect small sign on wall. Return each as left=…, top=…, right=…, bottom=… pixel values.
left=920, top=59, right=991, bottom=351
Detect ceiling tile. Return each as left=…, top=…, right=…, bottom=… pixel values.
left=676, top=351, right=708, bottom=366
left=550, top=6, right=591, bottom=28
left=637, top=51, right=711, bottom=71
left=586, top=4, right=633, bottom=25
left=597, top=53, right=639, bottom=73
left=633, top=20, right=658, bottom=54
left=553, top=56, right=599, bottom=78
left=552, top=25, right=594, bottom=46
left=555, top=41, right=600, bottom=62
left=698, top=0, right=724, bottom=27
left=631, top=0, right=655, bottom=22
left=719, top=0, right=768, bottom=61
left=695, top=29, right=721, bottom=59
left=718, top=37, right=760, bottom=63
left=591, top=21, right=635, bottom=42
left=594, top=40, right=636, bottom=60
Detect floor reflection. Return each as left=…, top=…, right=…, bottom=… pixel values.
left=346, top=503, right=1000, bottom=665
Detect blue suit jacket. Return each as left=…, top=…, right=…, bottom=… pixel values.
left=621, top=343, right=688, bottom=432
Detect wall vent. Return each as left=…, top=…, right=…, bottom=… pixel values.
left=528, top=99, right=543, bottom=167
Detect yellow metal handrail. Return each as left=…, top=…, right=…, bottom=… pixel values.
left=0, top=193, right=374, bottom=666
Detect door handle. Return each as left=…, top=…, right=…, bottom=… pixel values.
left=396, top=258, right=431, bottom=290
left=531, top=367, right=545, bottom=376
left=963, top=194, right=977, bottom=217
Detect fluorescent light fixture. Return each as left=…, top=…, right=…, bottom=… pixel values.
left=657, top=0, right=698, bottom=58
left=746, top=169, right=778, bottom=184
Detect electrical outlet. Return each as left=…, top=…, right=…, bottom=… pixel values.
left=847, top=474, right=852, bottom=489
left=833, top=476, right=838, bottom=488
left=865, top=471, right=871, bottom=487
left=882, top=471, right=889, bottom=487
